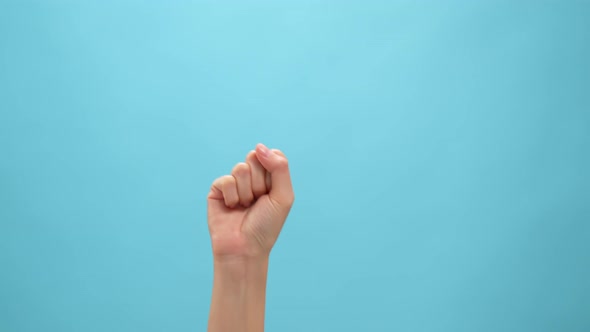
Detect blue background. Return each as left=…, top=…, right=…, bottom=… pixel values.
left=1, top=1, right=589, bottom=331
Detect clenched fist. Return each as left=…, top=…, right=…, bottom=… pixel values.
left=207, top=143, right=295, bottom=258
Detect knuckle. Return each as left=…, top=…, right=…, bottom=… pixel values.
left=224, top=174, right=235, bottom=182
left=232, top=162, right=249, bottom=176
left=220, top=175, right=234, bottom=189
left=246, top=150, right=257, bottom=162
left=276, top=157, right=289, bottom=169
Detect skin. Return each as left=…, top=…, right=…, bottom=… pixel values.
left=207, top=143, right=295, bottom=332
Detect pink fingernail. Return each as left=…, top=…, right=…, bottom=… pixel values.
left=258, top=144, right=270, bottom=157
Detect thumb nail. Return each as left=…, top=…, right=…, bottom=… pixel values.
left=257, top=143, right=270, bottom=158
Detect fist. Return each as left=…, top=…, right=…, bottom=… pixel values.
left=207, top=143, right=295, bottom=258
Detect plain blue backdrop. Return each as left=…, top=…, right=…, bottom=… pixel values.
left=1, top=1, right=589, bottom=331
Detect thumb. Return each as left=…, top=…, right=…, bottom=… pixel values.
left=255, top=143, right=294, bottom=208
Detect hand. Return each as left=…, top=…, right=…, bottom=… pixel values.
left=207, top=143, right=295, bottom=259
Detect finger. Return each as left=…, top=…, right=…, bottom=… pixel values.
left=212, top=175, right=239, bottom=208
left=271, top=149, right=286, bottom=158
left=255, top=143, right=295, bottom=209
left=246, top=150, right=268, bottom=198
left=207, top=178, right=224, bottom=200
left=232, top=162, right=254, bottom=207
left=265, top=171, right=271, bottom=192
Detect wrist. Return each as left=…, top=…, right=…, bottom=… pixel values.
left=213, top=255, right=269, bottom=276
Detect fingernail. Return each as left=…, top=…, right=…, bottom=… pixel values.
left=258, top=144, right=270, bottom=157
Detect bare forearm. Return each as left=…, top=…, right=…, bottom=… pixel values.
left=208, top=256, right=269, bottom=332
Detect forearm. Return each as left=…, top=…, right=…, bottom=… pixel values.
left=208, top=256, right=269, bottom=332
